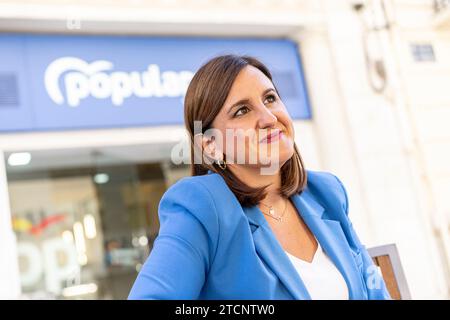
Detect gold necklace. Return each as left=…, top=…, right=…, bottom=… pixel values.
left=259, top=198, right=288, bottom=222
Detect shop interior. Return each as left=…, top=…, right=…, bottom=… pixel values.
left=4, top=142, right=190, bottom=299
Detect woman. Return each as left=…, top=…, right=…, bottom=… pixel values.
left=128, top=55, right=391, bottom=300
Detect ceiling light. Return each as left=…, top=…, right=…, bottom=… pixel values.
left=7, top=152, right=31, bottom=166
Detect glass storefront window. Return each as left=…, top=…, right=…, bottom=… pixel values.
left=4, top=145, right=189, bottom=299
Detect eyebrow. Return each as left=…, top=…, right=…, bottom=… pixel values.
left=227, top=88, right=276, bottom=116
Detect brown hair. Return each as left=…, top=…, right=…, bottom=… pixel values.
left=184, top=54, right=307, bottom=207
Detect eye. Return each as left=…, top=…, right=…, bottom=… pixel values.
left=233, top=106, right=250, bottom=117
left=264, top=94, right=277, bottom=104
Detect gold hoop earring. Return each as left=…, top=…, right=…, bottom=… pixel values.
left=216, top=159, right=227, bottom=170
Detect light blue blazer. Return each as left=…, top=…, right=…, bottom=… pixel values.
left=128, top=170, right=391, bottom=300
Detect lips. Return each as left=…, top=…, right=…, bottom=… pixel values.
left=260, top=129, right=282, bottom=143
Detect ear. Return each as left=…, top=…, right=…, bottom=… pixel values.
left=204, top=134, right=225, bottom=162
left=194, top=133, right=222, bottom=164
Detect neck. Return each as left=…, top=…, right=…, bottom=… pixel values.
left=229, top=165, right=284, bottom=205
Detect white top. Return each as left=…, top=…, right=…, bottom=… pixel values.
left=285, top=241, right=349, bottom=300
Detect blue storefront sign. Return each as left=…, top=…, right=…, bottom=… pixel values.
left=0, top=34, right=311, bottom=132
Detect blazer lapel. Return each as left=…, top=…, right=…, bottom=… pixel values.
left=291, top=191, right=368, bottom=299
left=245, top=205, right=311, bottom=300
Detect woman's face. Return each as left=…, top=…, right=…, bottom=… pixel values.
left=206, top=65, right=295, bottom=173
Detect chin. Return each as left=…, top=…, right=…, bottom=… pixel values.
left=243, top=139, right=294, bottom=167
left=252, top=150, right=292, bottom=170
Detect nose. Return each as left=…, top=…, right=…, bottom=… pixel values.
left=256, top=105, right=277, bottom=130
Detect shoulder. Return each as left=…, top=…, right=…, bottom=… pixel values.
left=161, top=173, right=221, bottom=203
left=158, top=172, right=234, bottom=234
left=305, top=170, right=365, bottom=250
left=306, top=170, right=347, bottom=195
left=160, top=173, right=230, bottom=210
left=159, top=174, right=220, bottom=219
left=165, top=171, right=228, bottom=191
left=305, top=169, right=349, bottom=216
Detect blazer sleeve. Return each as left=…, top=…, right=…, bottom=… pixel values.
left=332, top=174, right=392, bottom=300
left=128, top=177, right=219, bottom=300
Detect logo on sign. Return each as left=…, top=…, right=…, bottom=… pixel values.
left=44, top=57, right=194, bottom=107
